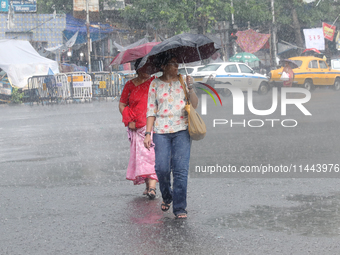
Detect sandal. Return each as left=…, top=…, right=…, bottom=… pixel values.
left=175, top=213, right=187, bottom=219
left=147, top=188, right=156, bottom=200
left=142, top=188, right=148, bottom=196
left=161, top=201, right=171, bottom=212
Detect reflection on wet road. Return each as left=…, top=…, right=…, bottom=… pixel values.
left=212, top=193, right=340, bottom=237
left=1, top=90, right=340, bottom=254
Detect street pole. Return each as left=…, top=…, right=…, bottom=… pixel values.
left=86, top=0, right=92, bottom=72
left=218, top=23, right=225, bottom=61
left=231, top=0, right=234, bottom=25
left=224, top=22, right=229, bottom=61
left=230, top=0, right=237, bottom=56
left=271, top=0, right=278, bottom=68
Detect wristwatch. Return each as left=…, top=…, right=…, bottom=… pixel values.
left=145, top=132, right=151, bottom=136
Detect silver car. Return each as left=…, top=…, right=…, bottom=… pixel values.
left=191, top=62, right=270, bottom=96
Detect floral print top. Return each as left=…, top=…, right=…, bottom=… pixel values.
left=147, top=78, right=189, bottom=134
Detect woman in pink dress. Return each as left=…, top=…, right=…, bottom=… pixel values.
left=282, top=61, right=294, bottom=87
left=119, top=59, right=158, bottom=199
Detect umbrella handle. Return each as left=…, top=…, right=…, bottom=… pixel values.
left=196, top=44, right=202, bottom=62
left=181, top=57, right=189, bottom=75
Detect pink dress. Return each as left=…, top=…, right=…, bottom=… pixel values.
left=120, top=78, right=158, bottom=185
left=126, top=126, right=157, bottom=185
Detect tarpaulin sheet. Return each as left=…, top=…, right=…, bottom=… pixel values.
left=63, top=14, right=129, bottom=44
left=0, top=39, right=59, bottom=88
left=278, top=42, right=298, bottom=55
left=235, top=29, right=270, bottom=54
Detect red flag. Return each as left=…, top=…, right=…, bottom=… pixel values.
left=323, top=22, right=336, bottom=41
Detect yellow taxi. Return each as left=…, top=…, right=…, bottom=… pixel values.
left=269, top=56, right=340, bottom=91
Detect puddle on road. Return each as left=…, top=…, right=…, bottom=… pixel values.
left=127, top=197, right=164, bottom=224
left=209, top=193, right=340, bottom=237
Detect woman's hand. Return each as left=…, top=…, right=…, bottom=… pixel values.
left=185, top=75, right=198, bottom=109
left=144, top=135, right=152, bottom=150
left=186, top=75, right=193, bottom=89
left=128, top=122, right=136, bottom=130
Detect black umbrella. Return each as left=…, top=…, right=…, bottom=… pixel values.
left=137, top=33, right=221, bottom=74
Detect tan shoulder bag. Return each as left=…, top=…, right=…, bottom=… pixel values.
left=178, top=74, right=206, bottom=140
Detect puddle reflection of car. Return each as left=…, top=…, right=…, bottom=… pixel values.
left=191, top=62, right=269, bottom=96
left=269, top=56, right=340, bottom=91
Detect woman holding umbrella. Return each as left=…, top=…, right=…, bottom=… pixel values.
left=119, top=58, right=158, bottom=199
left=143, top=53, right=198, bottom=219
left=282, top=59, right=295, bottom=87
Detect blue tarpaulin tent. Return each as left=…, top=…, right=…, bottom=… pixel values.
left=63, top=14, right=129, bottom=44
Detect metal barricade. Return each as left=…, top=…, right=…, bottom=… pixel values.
left=26, top=75, right=58, bottom=104
left=90, top=72, right=113, bottom=98
left=54, top=73, right=71, bottom=101
left=65, top=72, right=92, bottom=101
left=111, top=72, right=122, bottom=96
left=111, top=71, right=137, bottom=97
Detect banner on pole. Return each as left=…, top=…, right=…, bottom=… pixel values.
left=335, top=31, right=340, bottom=50
left=323, top=22, right=336, bottom=41
left=303, top=28, right=325, bottom=50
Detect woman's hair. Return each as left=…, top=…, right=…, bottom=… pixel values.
left=134, top=58, right=142, bottom=70
left=155, top=52, right=176, bottom=71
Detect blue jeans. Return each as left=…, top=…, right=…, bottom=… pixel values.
left=153, top=130, right=191, bottom=216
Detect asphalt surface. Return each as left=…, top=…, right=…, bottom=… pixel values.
left=1, top=88, right=340, bottom=254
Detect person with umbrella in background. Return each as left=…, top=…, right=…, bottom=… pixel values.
left=282, top=59, right=296, bottom=87
left=119, top=58, right=158, bottom=199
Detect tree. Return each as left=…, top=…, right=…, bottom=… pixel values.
left=123, top=0, right=193, bottom=36
left=37, top=0, right=116, bottom=16
left=37, top=0, right=72, bottom=14
left=37, top=0, right=340, bottom=50
left=191, top=0, right=231, bottom=34
left=233, top=0, right=272, bottom=30
left=122, top=0, right=232, bottom=35
left=274, top=0, right=340, bottom=48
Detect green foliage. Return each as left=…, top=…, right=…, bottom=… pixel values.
left=36, top=0, right=340, bottom=46
left=233, top=0, right=271, bottom=28
left=37, top=0, right=73, bottom=14
left=11, top=87, right=23, bottom=104
left=123, top=0, right=231, bottom=35
left=274, top=0, right=339, bottom=27
left=37, top=0, right=115, bottom=14
left=123, top=0, right=191, bottom=34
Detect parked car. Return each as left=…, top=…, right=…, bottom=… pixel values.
left=331, top=58, right=340, bottom=70
left=269, top=56, right=340, bottom=91
left=191, top=62, right=270, bottom=96
left=178, top=65, right=205, bottom=76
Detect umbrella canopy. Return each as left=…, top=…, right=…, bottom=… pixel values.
left=229, top=52, right=259, bottom=63
left=302, top=48, right=321, bottom=54
left=137, top=33, right=221, bottom=74
left=282, top=59, right=299, bottom=69
left=110, top=42, right=161, bottom=66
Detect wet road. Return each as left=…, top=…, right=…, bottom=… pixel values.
left=1, top=89, right=340, bottom=254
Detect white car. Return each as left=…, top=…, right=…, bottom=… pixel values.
left=178, top=65, right=205, bottom=76
left=191, top=62, right=270, bottom=96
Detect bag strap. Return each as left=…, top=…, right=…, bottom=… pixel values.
left=178, top=74, right=190, bottom=105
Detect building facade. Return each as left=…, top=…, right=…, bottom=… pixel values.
left=0, top=13, right=66, bottom=55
